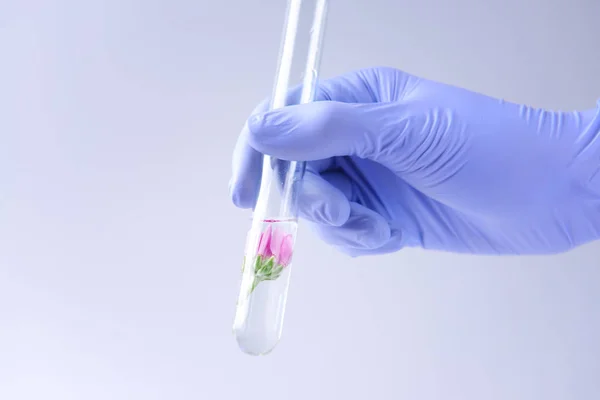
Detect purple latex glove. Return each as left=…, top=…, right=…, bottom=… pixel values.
left=229, top=67, right=600, bottom=256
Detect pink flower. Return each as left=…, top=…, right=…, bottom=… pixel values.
left=270, top=227, right=293, bottom=266
left=257, top=225, right=274, bottom=258
left=256, top=224, right=294, bottom=266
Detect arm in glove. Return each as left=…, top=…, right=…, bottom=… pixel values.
left=229, top=66, right=600, bottom=256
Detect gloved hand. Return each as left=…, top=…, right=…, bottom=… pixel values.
left=229, top=66, right=600, bottom=256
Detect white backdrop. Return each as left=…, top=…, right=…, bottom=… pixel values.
left=1, top=1, right=600, bottom=399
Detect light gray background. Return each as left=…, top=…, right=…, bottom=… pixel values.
left=1, top=1, right=600, bottom=399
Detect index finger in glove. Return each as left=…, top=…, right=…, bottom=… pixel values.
left=228, top=68, right=384, bottom=209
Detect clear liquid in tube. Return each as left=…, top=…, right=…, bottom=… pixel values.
left=233, top=219, right=298, bottom=356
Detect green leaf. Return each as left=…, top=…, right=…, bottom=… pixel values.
left=248, top=256, right=286, bottom=294
left=255, top=257, right=270, bottom=277
left=263, top=257, right=275, bottom=275
left=271, top=264, right=283, bottom=279
left=253, top=255, right=263, bottom=274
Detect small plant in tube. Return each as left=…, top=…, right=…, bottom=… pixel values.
left=243, top=224, right=293, bottom=293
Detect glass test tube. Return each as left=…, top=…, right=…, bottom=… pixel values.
left=232, top=0, right=329, bottom=356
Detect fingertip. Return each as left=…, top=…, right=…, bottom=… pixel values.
left=347, top=204, right=391, bottom=249
left=339, top=229, right=405, bottom=257
left=312, top=200, right=350, bottom=227
left=247, top=112, right=266, bottom=132
left=310, top=202, right=391, bottom=250
left=245, top=109, right=283, bottom=154
left=298, top=171, right=351, bottom=226
left=330, top=202, right=351, bottom=227
left=229, top=178, right=258, bottom=209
